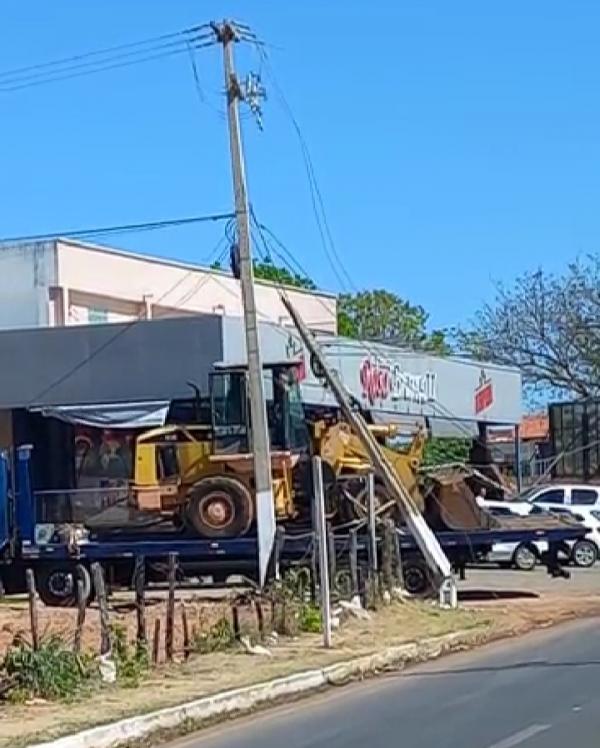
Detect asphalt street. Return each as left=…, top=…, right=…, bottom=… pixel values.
left=167, top=617, right=600, bottom=748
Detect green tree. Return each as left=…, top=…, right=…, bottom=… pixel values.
left=210, top=256, right=316, bottom=290
left=253, top=258, right=316, bottom=290
left=337, top=290, right=449, bottom=354
left=456, top=257, right=600, bottom=398
left=423, top=437, right=471, bottom=467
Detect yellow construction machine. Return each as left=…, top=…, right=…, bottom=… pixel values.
left=129, top=361, right=426, bottom=538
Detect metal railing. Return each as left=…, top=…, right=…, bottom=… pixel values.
left=34, top=485, right=129, bottom=524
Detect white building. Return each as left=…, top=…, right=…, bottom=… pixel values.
left=0, top=239, right=337, bottom=334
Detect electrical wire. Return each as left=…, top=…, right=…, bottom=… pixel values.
left=0, top=212, right=234, bottom=246
left=0, top=25, right=212, bottom=82
left=0, top=40, right=216, bottom=92
left=0, top=33, right=213, bottom=88
left=26, top=231, right=232, bottom=406
left=252, top=44, right=356, bottom=292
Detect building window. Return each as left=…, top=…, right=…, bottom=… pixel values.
left=88, top=308, right=108, bottom=324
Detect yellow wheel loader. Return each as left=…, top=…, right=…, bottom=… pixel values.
left=129, top=361, right=426, bottom=538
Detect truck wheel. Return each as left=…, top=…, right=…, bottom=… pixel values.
left=571, top=539, right=598, bottom=568
left=512, top=543, right=537, bottom=571
left=186, top=477, right=253, bottom=538
left=402, top=559, right=433, bottom=596
left=36, top=564, right=91, bottom=607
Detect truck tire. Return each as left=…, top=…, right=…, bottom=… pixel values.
left=36, top=564, right=91, bottom=607
left=571, top=539, right=598, bottom=568
left=402, top=559, right=434, bottom=596
left=186, top=476, right=253, bottom=538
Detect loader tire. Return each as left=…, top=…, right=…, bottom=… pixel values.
left=186, top=477, right=253, bottom=538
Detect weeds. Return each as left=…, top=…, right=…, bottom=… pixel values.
left=190, top=616, right=234, bottom=654
left=1, top=634, right=97, bottom=702
left=110, top=624, right=149, bottom=687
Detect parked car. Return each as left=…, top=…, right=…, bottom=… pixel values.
left=520, top=484, right=600, bottom=508
left=480, top=499, right=599, bottom=569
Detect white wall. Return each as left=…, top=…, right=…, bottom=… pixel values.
left=0, top=242, right=55, bottom=329
left=56, top=240, right=337, bottom=333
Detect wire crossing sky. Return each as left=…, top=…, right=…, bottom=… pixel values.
left=1, top=0, right=599, bottom=330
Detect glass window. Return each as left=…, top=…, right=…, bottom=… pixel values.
left=533, top=489, right=565, bottom=504
left=571, top=489, right=598, bottom=505
left=590, top=510, right=600, bottom=522
left=88, top=308, right=108, bottom=323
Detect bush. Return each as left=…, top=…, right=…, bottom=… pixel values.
left=191, top=617, right=234, bottom=654
left=298, top=604, right=321, bottom=633
left=2, top=635, right=96, bottom=702
left=110, top=623, right=149, bottom=687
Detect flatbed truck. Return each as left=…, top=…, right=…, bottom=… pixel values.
left=0, top=447, right=586, bottom=605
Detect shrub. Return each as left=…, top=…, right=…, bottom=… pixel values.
left=190, top=617, right=234, bottom=654
left=2, top=635, right=96, bottom=702
left=110, top=623, right=149, bottom=687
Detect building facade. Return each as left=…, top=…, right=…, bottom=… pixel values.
left=0, top=239, right=337, bottom=334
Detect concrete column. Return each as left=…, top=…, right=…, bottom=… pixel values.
left=142, top=294, right=153, bottom=320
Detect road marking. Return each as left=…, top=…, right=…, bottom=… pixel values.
left=486, top=724, right=551, bottom=748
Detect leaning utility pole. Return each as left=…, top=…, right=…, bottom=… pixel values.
left=213, top=21, right=275, bottom=588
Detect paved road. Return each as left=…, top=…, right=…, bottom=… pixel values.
left=167, top=618, right=600, bottom=748
left=459, top=565, right=600, bottom=598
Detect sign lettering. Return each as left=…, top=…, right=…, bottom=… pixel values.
left=359, top=358, right=436, bottom=406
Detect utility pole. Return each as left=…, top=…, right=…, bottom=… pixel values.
left=213, top=21, right=275, bottom=587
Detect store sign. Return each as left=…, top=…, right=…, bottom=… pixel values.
left=359, top=358, right=437, bottom=406
left=474, top=369, right=494, bottom=414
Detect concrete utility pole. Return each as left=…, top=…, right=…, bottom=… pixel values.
left=213, top=21, right=275, bottom=587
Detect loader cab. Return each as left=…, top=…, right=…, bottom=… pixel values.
left=210, top=361, right=311, bottom=456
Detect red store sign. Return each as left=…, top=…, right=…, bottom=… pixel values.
left=474, top=370, right=494, bottom=414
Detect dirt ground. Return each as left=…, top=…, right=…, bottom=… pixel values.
left=2, top=567, right=600, bottom=748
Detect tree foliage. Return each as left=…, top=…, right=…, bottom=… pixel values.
left=338, top=290, right=448, bottom=354
left=253, top=258, right=316, bottom=290
left=423, top=437, right=471, bottom=467
left=456, top=257, right=600, bottom=398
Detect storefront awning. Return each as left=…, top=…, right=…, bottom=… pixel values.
left=30, top=401, right=169, bottom=429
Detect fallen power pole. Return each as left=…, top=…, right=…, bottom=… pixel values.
left=280, top=293, right=457, bottom=606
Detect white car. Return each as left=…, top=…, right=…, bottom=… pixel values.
left=520, top=484, right=600, bottom=509
left=480, top=499, right=599, bottom=570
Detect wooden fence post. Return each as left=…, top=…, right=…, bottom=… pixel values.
left=91, top=563, right=111, bottom=655
left=181, top=603, right=190, bottom=660
left=25, top=569, right=39, bottom=650
left=254, top=599, right=264, bottom=637
left=393, top=527, right=404, bottom=588
left=165, top=553, right=177, bottom=662
left=152, top=618, right=161, bottom=665
left=134, top=555, right=146, bottom=647
left=231, top=604, right=240, bottom=641
left=349, top=528, right=359, bottom=599
left=327, top=524, right=336, bottom=585
left=73, top=579, right=86, bottom=653
left=382, top=520, right=395, bottom=591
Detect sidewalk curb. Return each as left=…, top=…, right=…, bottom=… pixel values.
left=29, top=627, right=491, bottom=748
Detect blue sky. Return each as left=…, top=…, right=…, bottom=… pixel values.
left=1, top=1, right=599, bottom=331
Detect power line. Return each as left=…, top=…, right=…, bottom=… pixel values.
left=0, top=40, right=216, bottom=92
left=0, top=212, right=235, bottom=245
left=0, top=25, right=211, bottom=81
left=0, top=33, right=212, bottom=88
left=253, top=44, right=356, bottom=293
left=26, top=231, right=231, bottom=406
